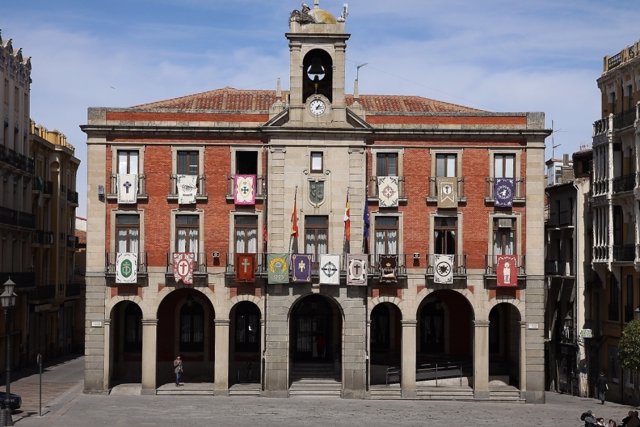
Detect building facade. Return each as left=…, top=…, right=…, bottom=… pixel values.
left=83, top=2, right=549, bottom=402
left=591, top=38, right=640, bottom=403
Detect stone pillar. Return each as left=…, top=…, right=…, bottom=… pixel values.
left=214, top=319, right=230, bottom=394
left=473, top=320, right=490, bottom=399
left=520, top=321, right=527, bottom=398
left=141, top=319, right=158, bottom=394
left=102, top=319, right=111, bottom=390
left=401, top=320, right=417, bottom=398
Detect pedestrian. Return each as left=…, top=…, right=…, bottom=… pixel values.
left=625, top=411, right=640, bottom=427
left=174, top=355, right=183, bottom=386
left=596, top=371, right=608, bottom=404
left=608, top=419, right=617, bottom=427
left=581, top=410, right=597, bottom=427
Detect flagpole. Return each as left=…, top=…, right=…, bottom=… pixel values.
left=289, top=186, right=298, bottom=255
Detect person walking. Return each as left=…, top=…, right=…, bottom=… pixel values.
left=174, top=355, right=183, bottom=386
left=596, top=371, right=608, bottom=404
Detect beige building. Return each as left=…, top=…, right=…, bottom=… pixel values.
left=83, top=2, right=549, bottom=402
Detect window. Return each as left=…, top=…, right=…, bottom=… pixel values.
left=234, top=216, right=257, bottom=254
left=493, top=217, right=515, bottom=255
left=118, top=150, right=139, bottom=174
left=494, top=154, right=515, bottom=178
left=628, top=85, right=634, bottom=112
left=376, top=153, right=398, bottom=176
left=116, top=214, right=139, bottom=254
left=124, top=304, right=142, bottom=352
left=310, top=152, right=323, bottom=173
left=434, top=217, right=456, bottom=255
left=180, top=300, right=204, bottom=352
left=177, top=150, right=199, bottom=175
left=375, top=216, right=398, bottom=255
left=235, top=151, right=258, bottom=175
left=3, top=79, right=8, bottom=105
left=625, top=275, right=634, bottom=323
left=176, top=214, right=199, bottom=253
left=305, top=216, right=328, bottom=258
left=609, top=276, right=620, bottom=321
left=436, top=153, right=456, bottom=177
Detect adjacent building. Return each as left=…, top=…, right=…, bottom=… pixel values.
left=591, top=38, right=640, bottom=403
left=83, top=2, right=550, bottom=402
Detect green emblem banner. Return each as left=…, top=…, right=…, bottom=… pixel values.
left=267, top=253, right=289, bottom=284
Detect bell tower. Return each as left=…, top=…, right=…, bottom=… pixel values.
left=286, top=1, right=350, bottom=125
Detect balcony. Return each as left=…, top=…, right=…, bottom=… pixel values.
left=33, top=230, right=54, bottom=245
left=545, top=259, right=573, bottom=276
left=613, top=244, right=635, bottom=262
left=592, top=245, right=610, bottom=263
left=167, top=175, right=207, bottom=202
left=426, top=177, right=465, bottom=204
left=0, top=206, right=35, bottom=229
left=426, top=254, right=467, bottom=285
left=485, top=254, right=525, bottom=275
left=165, top=252, right=208, bottom=283
left=613, top=108, right=637, bottom=130
left=367, top=176, right=407, bottom=205
left=225, top=175, right=267, bottom=202
left=546, top=210, right=573, bottom=228
left=106, top=173, right=148, bottom=202
left=485, top=178, right=525, bottom=204
left=105, top=252, right=148, bottom=277
left=484, top=254, right=526, bottom=288
left=612, top=174, right=635, bottom=194
left=67, top=190, right=79, bottom=205
left=0, top=145, right=35, bottom=174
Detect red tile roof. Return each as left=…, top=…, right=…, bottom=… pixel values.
left=132, top=87, right=482, bottom=114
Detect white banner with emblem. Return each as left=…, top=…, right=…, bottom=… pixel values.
left=433, top=254, right=454, bottom=284
left=319, top=254, right=341, bottom=285
left=116, top=252, right=138, bottom=284
left=117, top=174, right=138, bottom=204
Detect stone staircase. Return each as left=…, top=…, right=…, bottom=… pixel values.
left=229, top=383, right=261, bottom=396
left=416, top=385, right=474, bottom=400
left=489, top=385, right=524, bottom=402
left=368, top=384, right=402, bottom=400
left=289, top=362, right=341, bottom=398
left=156, top=382, right=214, bottom=396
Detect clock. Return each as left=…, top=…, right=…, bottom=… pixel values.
left=309, top=99, right=326, bottom=116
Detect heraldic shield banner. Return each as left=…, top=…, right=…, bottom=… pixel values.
left=319, top=254, right=340, bottom=285
left=496, top=254, right=518, bottom=287
left=377, top=176, right=399, bottom=207
left=267, top=253, right=289, bottom=284
left=433, top=254, right=454, bottom=284
left=177, top=174, right=198, bottom=205
left=436, top=177, right=457, bottom=208
left=234, top=174, right=256, bottom=205
left=292, top=254, right=311, bottom=283
left=116, top=252, right=137, bottom=284
left=347, top=254, right=367, bottom=286
left=379, top=255, right=398, bottom=283
left=173, top=252, right=195, bottom=285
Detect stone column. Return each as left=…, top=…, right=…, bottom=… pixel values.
left=141, top=319, right=158, bottom=394
left=473, top=320, right=490, bottom=399
left=401, top=320, right=417, bottom=398
left=214, top=319, right=230, bottom=394
left=520, top=321, right=527, bottom=398
left=102, top=319, right=111, bottom=390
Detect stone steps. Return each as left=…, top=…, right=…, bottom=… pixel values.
left=416, top=386, right=475, bottom=400
left=368, top=385, right=402, bottom=400
left=289, top=378, right=342, bottom=398
left=156, top=383, right=215, bottom=396
left=229, top=383, right=261, bottom=396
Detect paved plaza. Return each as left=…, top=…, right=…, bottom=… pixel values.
left=5, top=357, right=638, bottom=426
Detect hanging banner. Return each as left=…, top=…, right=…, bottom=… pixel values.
left=234, top=174, right=256, bottom=205
left=494, top=178, right=515, bottom=208
left=235, top=253, right=255, bottom=283
left=173, top=252, right=195, bottom=285
left=379, top=255, right=398, bottom=283
left=319, top=254, right=340, bottom=285
left=377, top=176, right=399, bottom=207
left=496, top=254, right=518, bottom=287
left=177, top=174, right=198, bottom=205
left=436, top=177, right=457, bottom=208
left=116, top=252, right=137, bottom=284
left=347, top=254, right=367, bottom=286
left=267, top=253, right=289, bottom=284
left=291, top=254, right=312, bottom=283
left=433, top=254, right=454, bottom=284
left=117, top=174, right=138, bottom=204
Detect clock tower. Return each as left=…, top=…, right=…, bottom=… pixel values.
left=286, top=1, right=350, bottom=125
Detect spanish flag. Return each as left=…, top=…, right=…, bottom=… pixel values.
left=291, top=191, right=298, bottom=237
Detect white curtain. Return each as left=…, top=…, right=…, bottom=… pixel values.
left=178, top=229, right=199, bottom=253
left=118, top=151, right=138, bottom=174
left=117, top=228, right=138, bottom=253
left=236, top=228, right=257, bottom=253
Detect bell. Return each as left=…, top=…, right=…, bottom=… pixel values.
left=307, top=56, right=325, bottom=79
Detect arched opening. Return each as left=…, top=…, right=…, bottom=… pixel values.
left=109, top=300, right=142, bottom=386
left=416, top=290, right=473, bottom=385
left=370, top=302, right=402, bottom=385
left=229, top=301, right=261, bottom=385
left=289, top=294, right=342, bottom=382
left=156, top=289, right=215, bottom=386
left=489, top=303, right=521, bottom=388
left=302, top=49, right=333, bottom=103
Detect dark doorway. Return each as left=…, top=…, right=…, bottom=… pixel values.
left=229, top=301, right=261, bottom=385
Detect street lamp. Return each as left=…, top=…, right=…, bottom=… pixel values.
left=0, top=278, right=16, bottom=427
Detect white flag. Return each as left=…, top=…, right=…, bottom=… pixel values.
left=116, top=252, right=138, bottom=284
left=177, top=174, right=198, bottom=205
left=433, top=254, right=454, bottom=284
left=118, top=174, right=138, bottom=204
left=319, top=254, right=340, bottom=285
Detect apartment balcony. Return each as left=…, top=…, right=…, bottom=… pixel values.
left=613, top=108, right=637, bottom=130
left=545, top=259, right=573, bottom=277
left=225, top=253, right=346, bottom=281
left=483, top=254, right=526, bottom=288
left=225, top=175, right=267, bottom=201
left=33, top=230, right=54, bottom=246
left=426, top=254, right=467, bottom=285
left=612, top=173, right=635, bottom=194
left=67, top=190, right=79, bottom=206
left=106, top=173, right=148, bottom=202
left=484, top=178, right=525, bottom=205
left=167, top=175, right=207, bottom=202
left=105, top=252, right=148, bottom=278
left=592, top=245, right=610, bottom=263
left=367, top=176, right=407, bottom=205
left=0, top=206, right=35, bottom=229
left=0, top=145, right=35, bottom=175
left=426, top=177, right=465, bottom=204
left=165, top=252, right=208, bottom=284
left=613, top=244, right=635, bottom=263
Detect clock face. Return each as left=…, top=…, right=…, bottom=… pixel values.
left=309, top=99, right=326, bottom=116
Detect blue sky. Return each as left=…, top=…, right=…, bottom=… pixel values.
left=2, top=0, right=639, bottom=216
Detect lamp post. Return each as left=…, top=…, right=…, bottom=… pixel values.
left=0, top=278, right=16, bottom=427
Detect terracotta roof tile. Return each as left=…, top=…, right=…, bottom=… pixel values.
left=132, top=87, right=482, bottom=114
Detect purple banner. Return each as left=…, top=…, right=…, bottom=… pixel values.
left=291, top=254, right=311, bottom=283
left=494, top=178, right=515, bottom=208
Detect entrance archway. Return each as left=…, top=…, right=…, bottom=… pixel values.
left=229, top=301, right=261, bottom=385
left=289, top=294, right=342, bottom=381
left=489, top=303, right=521, bottom=387
left=370, top=302, right=401, bottom=384
left=109, top=300, right=142, bottom=386
left=416, top=290, right=473, bottom=383
left=156, top=289, right=215, bottom=385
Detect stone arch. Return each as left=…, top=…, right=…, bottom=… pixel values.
left=229, top=299, right=262, bottom=385
left=369, top=299, right=403, bottom=385
left=488, top=301, right=523, bottom=388
left=107, top=299, right=143, bottom=386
